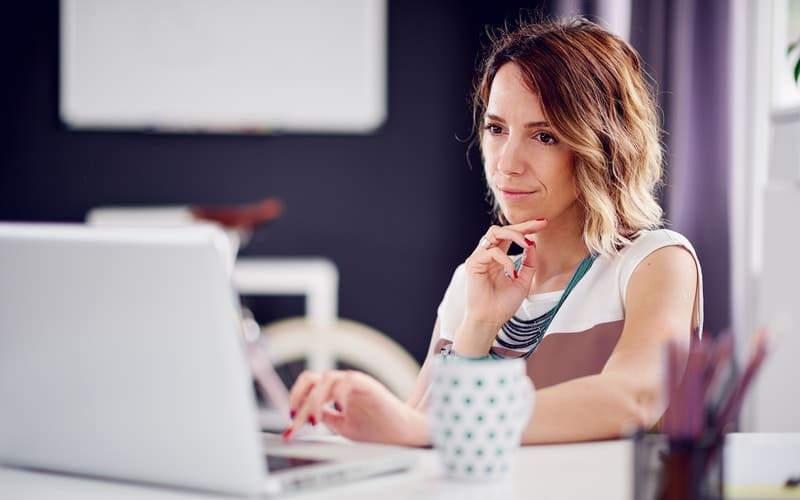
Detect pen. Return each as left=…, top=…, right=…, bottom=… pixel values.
left=715, top=328, right=768, bottom=431
left=702, top=331, right=735, bottom=431
left=703, top=328, right=769, bottom=474
left=663, top=337, right=706, bottom=439
left=702, top=330, right=733, bottom=404
left=683, top=344, right=707, bottom=439
left=662, top=340, right=682, bottom=436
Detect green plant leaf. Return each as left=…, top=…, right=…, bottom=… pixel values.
left=795, top=58, right=800, bottom=84
left=787, top=38, right=800, bottom=84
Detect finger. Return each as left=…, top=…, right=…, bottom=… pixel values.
left=484, top=225, right=536, bottom=250
left=327, top=372, right=355, bottom=414
left=477, top=226, right=518, bottom=255
left=288, top=370, right=321, bottom=416
left=471, top=246, right=519, bottom=279
left=516, top=246, right=538, bottom=282
left=320, top=374, right=355, bottom=435
left=503, top=217, right=548, bottom=236
left=488, top=248, right=519, bottom=278
left=504, top=219, right=548, bottom=244
left=479, top=225, right=506, bottom=252
left=304, top=371, right=349, bottom=423
left=481, top=219, right=546, bottom=253
left=288, top=371, right=344, bottom=438
left=320, top=406, right=347, bottom=436
left=284, top=371, right=323, bottom=442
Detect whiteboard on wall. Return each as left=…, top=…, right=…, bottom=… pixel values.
left=60, top=0, right=387, bottom=134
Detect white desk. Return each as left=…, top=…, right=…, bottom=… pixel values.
left=2, top=434, right=798, bottom=499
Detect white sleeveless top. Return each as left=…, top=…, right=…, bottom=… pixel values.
left=433, top=229, right=704, bottom=388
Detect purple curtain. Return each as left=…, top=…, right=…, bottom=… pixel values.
left=628, top=0, right=732, bottom=335
left=556, top=0, right=732, bottom=334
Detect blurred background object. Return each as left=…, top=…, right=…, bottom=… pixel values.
left=59, top=0, right=388, bottom=134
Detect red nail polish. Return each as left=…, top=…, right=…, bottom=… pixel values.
left=524, top=237, right=534, bottom=246
left=308, top=415, right=317, bottom=426
left=282, top=428, right=293, bottom=440
left=513, top=270, right=519, bottom=279
left=290, top=409, right=296, bottom=418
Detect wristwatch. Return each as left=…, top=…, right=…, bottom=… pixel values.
left=439, top=343, right=492, bottom=360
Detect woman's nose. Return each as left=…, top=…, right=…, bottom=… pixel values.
left=497, top=139, right=526, bottom=176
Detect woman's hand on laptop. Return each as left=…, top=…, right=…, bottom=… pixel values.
left=284, top=370, right=430, bottom=447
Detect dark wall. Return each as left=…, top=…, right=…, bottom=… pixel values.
left=0, top=1, right=550, bottom=363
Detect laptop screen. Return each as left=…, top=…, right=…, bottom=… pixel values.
left=0, top=223, right=268, bottom=495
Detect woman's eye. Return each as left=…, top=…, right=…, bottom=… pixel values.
left=535, top=132, right=558, bottom=145
left=484, top=124, right=503, bottom=135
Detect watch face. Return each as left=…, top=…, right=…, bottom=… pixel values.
left=440, top=344, right=453, bottom=357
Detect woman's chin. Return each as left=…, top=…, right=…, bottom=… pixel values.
left=503, top=212, right=541, bottom=225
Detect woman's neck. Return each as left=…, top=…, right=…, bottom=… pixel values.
left=528, top=209, right=588, bottom=293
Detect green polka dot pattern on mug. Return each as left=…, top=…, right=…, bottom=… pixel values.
left=429, top=357, right=535, bottom=480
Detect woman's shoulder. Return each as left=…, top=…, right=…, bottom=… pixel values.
left=611, top=228, right=703, bottom=319
left=612, top=229, right=698, bottom=271
left=625, top=228, right=695, bottom=254
left=591, top=228, right=699, bottom=297
left=618, top=229, right=704, bottom=334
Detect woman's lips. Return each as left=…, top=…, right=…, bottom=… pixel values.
left=498, top=188, right=535, bottom=201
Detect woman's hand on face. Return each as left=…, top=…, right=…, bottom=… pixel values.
left=284, top=369, right=429, bottom=447
left=454, top=218, right=547, bottom=355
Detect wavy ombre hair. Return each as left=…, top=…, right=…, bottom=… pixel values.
left=473, top=16, right=664, bottom=255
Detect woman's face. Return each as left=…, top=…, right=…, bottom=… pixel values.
left=482, top=63, right=579, bottom=226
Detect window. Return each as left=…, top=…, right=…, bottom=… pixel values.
left=772, top=0, right=800, bottom=109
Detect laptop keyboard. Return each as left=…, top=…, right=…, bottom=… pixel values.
left=265, top=454, right=328, bottom=472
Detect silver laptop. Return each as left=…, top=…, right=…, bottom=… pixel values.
left=0, top=222, right=416, bottom=496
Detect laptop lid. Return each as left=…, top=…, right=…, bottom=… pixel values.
left=0, top=223, right=266, bottom=495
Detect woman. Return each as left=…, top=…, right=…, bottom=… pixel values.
left=283, top=16, right=702, bottom=446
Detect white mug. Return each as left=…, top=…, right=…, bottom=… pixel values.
left=428, top=356, right=535, bottom=480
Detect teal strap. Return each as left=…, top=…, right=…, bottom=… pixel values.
left=466, top=253, right=597, bottom=361
left=508, top=253, right=596, bottom=359
left=538, top=254, right=596, bottom=337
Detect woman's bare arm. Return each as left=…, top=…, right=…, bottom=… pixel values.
left=405, top=319, right=442, bottom=410
left=520, top=245, right=698, bottom=444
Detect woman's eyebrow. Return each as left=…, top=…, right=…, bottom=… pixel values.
left=484, top=113, right=550, bottom=128
left=524, top=121, right=550, bottom=128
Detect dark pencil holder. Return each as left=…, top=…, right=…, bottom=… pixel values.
left=659, top=435, right=724, bottom=500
